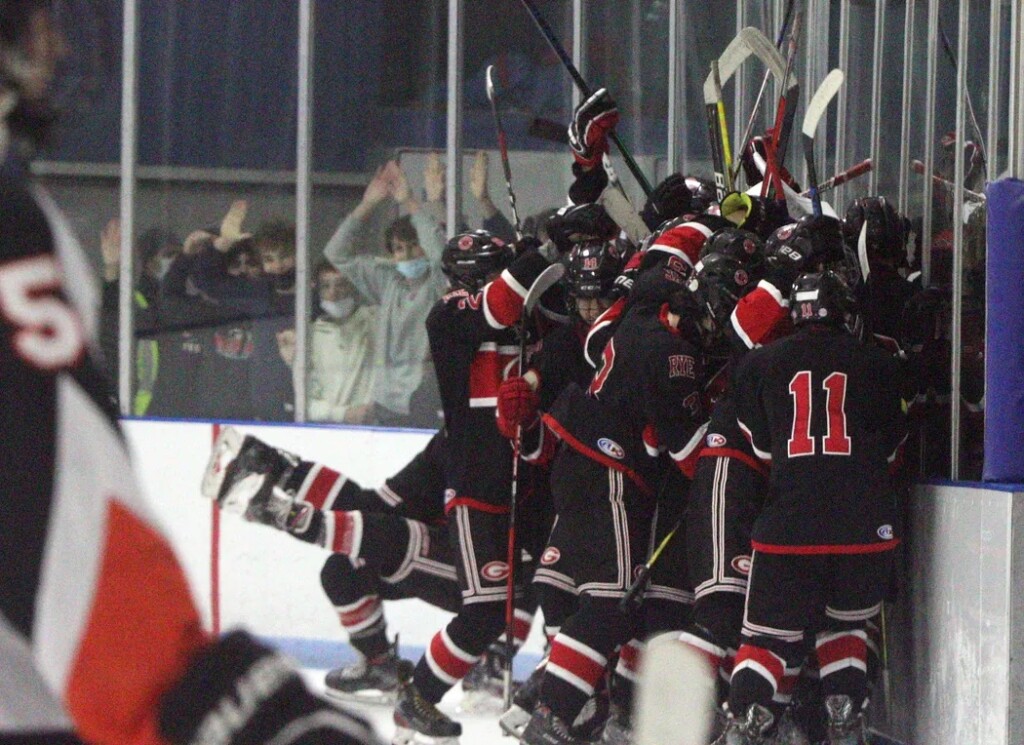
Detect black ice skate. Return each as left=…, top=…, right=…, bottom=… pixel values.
left=712, top=703, right=775, bottom=745
left=201, top=426, right=298, bottom=524
left=499, top=660, right=546, bottom=738
left=392, top=679, right=462, bottom=745
left=598, top=702, right=631, bottom=745
left=459, top=643, right=515, bottom=714
left=323, top=640, right=414, bottom=706
left=521, top=704, right=598, bottom=745
left=824, top=695, right=867, bottom=745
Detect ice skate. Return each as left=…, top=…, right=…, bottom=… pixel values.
left=499, top=661, right=546, bottom=738
left=711, top=703, right=775, bottom=745
left=521, top=704, right=598, bottom=745
left=323, top=639, right=413, bottom=706
left=599, top=702, right=631, bottom=745
left=392, top=678, right=462, bottom=745
left=201, top=426, right=298, bottom=522
left=824, top=695, right=867, bottom=745
left=458, top=644, right=515, bottom=714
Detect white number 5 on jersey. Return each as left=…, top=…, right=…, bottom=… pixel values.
left=0, top=255, right=85, bottom=370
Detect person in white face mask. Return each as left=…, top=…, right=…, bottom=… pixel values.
left=308, top=261, right=378, bottom=424
left=323, top=159, right=447, bottom=428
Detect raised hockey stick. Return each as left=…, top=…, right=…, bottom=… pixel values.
left=801, top=69, right=845, bottom=217
left=732, top=0, right=799, bottom=184
left=799, top=157, right=873, bottom=196
left=910, top=159, right=986, bottom=202
left=704, top=28, right=789, bottom=200
left=938, top=23, right=988, bottom=166
left=763, top=11, right=803, bottom=199
left=503, top=261, right=566, bottom=708
left=485, top=65, right=524, bottom=240
left=517, top=0, right=654, bottom=199
left=634, top=634, right=716, bottom=745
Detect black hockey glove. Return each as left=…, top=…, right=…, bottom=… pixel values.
left=640, top=173, right=693, bottom=231
left=512, top=235, right=543, bottom=258
left=568, top=88, right=619, bottom=169
left=610, top=266, right=638, bottom=299
left=548, top=203, right=619, bottom=254
left=160, top=631, right=379, bottom=745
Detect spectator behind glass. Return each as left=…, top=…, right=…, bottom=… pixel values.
left=150, top=226, right=262, bottom=420
left=323, top=160, right=446, bottom=429
left=308, top=260, right=377, bottom=424
left=98, top=218, right=180, bottom=414
left=419, top=150, right=516, bottom=242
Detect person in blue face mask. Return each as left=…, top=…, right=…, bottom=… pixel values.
left=323, top=159, right=447, bottom=428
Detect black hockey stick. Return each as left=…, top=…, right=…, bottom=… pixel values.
left=937, top=23, right=988, bottom=167
left=503, top=262, right=565, bottom=708
left=486, top=65, right=524, bottom=240
left=516, top=0, right=654, bottom=199
left=801, top=69, right=844, bottom=217
left=732, top=0, right=799, bottom=184
left=618, top=520, right=680, bottom=612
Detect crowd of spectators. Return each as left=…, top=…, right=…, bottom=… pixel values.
left=100, top=154, right=544, bottom=429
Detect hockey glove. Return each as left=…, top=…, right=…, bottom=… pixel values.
left=547, top=202, right=619, bottom=254
left=610, top=266, right=638, bottom=299
left=640, top=173, right=693, bottom=231
left=160, top=631, right=379, bottom=745
left=496, top=376, right=540, bottom=439
left=568, top=88, right=619, bottom=169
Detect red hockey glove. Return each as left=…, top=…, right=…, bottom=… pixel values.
left=568, top=88, right=619, bottom=169
left=496, top=376, right=540, bottom=439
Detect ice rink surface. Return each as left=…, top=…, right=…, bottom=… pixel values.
left=303, top=668, right=514, bottom=745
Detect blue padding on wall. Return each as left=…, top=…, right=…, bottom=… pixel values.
left=984, top=179, right=1024, bottom=482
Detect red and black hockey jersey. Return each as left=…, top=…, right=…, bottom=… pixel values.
left=540, top=304, right=709, bottom=494
left=426, top=250, right=551, bottom=513
left=732, top=325, right=906, bottom=553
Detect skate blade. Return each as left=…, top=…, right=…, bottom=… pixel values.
left=455, top=688, right=508, bottom=716
left=321, top=686, right=397, bottom=707
left=201, top=426, right=243, bottom=500
left=498, top=705, right=529, bottom=739
left=391, top=726, right=459, bottom=745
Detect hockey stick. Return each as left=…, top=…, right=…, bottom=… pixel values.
left=910, top=159, right=986, bottom=202
left=704, top=28, right=788, bottom=200
left=801, top=69, right=845, bottom=217
left=486, top=65, right=524, bottom=240
left=517, top=0, right=654, bottom=199
left=732, top=0, right=799, bottom=184
left=503, top=261, right=566, bottom=709
left=799, top=158, right=873, bottom=196
left=763, top=11, right=802, bottom=199
left=618, top=520, right=680, bottom=612
left=938, top=23, right=988, bottom=166
left=634, top=634, right=716, bottom=745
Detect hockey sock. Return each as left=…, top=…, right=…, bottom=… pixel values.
left=335, top=595, right=389, bottom=659
left=728, top=643, right=789, bottom=720
left=815, top=628, right=869, bottom=710
left=610, top=639, right=642, bottom=712
left=542, top=633, right=611, bottom=725
left=284, top=461, right=363, bottom=511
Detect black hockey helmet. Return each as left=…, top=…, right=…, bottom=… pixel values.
left=566, top=237, right=628, bottom=300
left=699, top=227, right=766, bottom=274
left=640, top=173, right=693, bottom=230
left=685, top=175, right=717, bottom=215
left=842, top=195, right=907, bottom=268
left=442, top=230, right=514, bottom=292
left=769, top=214, right=846, bottom=268
left=547, top=202, right=619, bottom=254
left=789, top=270, right=862, bottom=336
left=692, top=250, right=761, bottom=332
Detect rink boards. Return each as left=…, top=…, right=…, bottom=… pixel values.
left=122, top=419, right=1024, bottom=745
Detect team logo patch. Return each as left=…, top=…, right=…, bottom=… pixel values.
left=776, top=223, right=796, bottom=241
left=458, top=235, right=475, bottom=250
left=541, top=547, right=561, bottom=566
left=707, top=433, right=727, bottom=448
left=743, top=238, right=757, bottom=255
left=877, top=524, right=894, bottom=540
left=731, top=555, right=752, bottom=575
left=597, top=437, right=625, bottom=460
left=444, top=488, right=456, bottom=505
left=734, top=269, right=750, bottom=287
left=668, top=354, right=696, bottom=379
left=481, top=561, right=510, bottom=582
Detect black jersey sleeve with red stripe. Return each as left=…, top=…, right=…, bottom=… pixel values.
left=479, top=250, right=552, bottom=330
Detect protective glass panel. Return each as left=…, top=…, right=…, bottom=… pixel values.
left=308, top=0, right=448, bottom=428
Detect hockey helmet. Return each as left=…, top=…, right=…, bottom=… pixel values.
left=685, top=175, right=717, bottom=215
left=640, top=173, right=694, bottom=230
left=442, top=230, right=514, bottom=292
left=547, top=202, right=619, bottom=255
left=789, top=270, right=862, bottom=336
left=842, top=196, right=907, bottom=268
left=699, top=228, right=766, bottom=274
left=566, top=237, right=628, bottom=300
left=692, top=250, right=761, bottom=332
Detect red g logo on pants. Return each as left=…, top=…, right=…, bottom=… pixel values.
left=540, top=547, right=561, bottom=566
left=481, top=561, right=510, bottom=582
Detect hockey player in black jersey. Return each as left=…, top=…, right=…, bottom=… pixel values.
left=719, top=271, right=905, bottom=745
left=513, top=260, right=710, bottom=745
